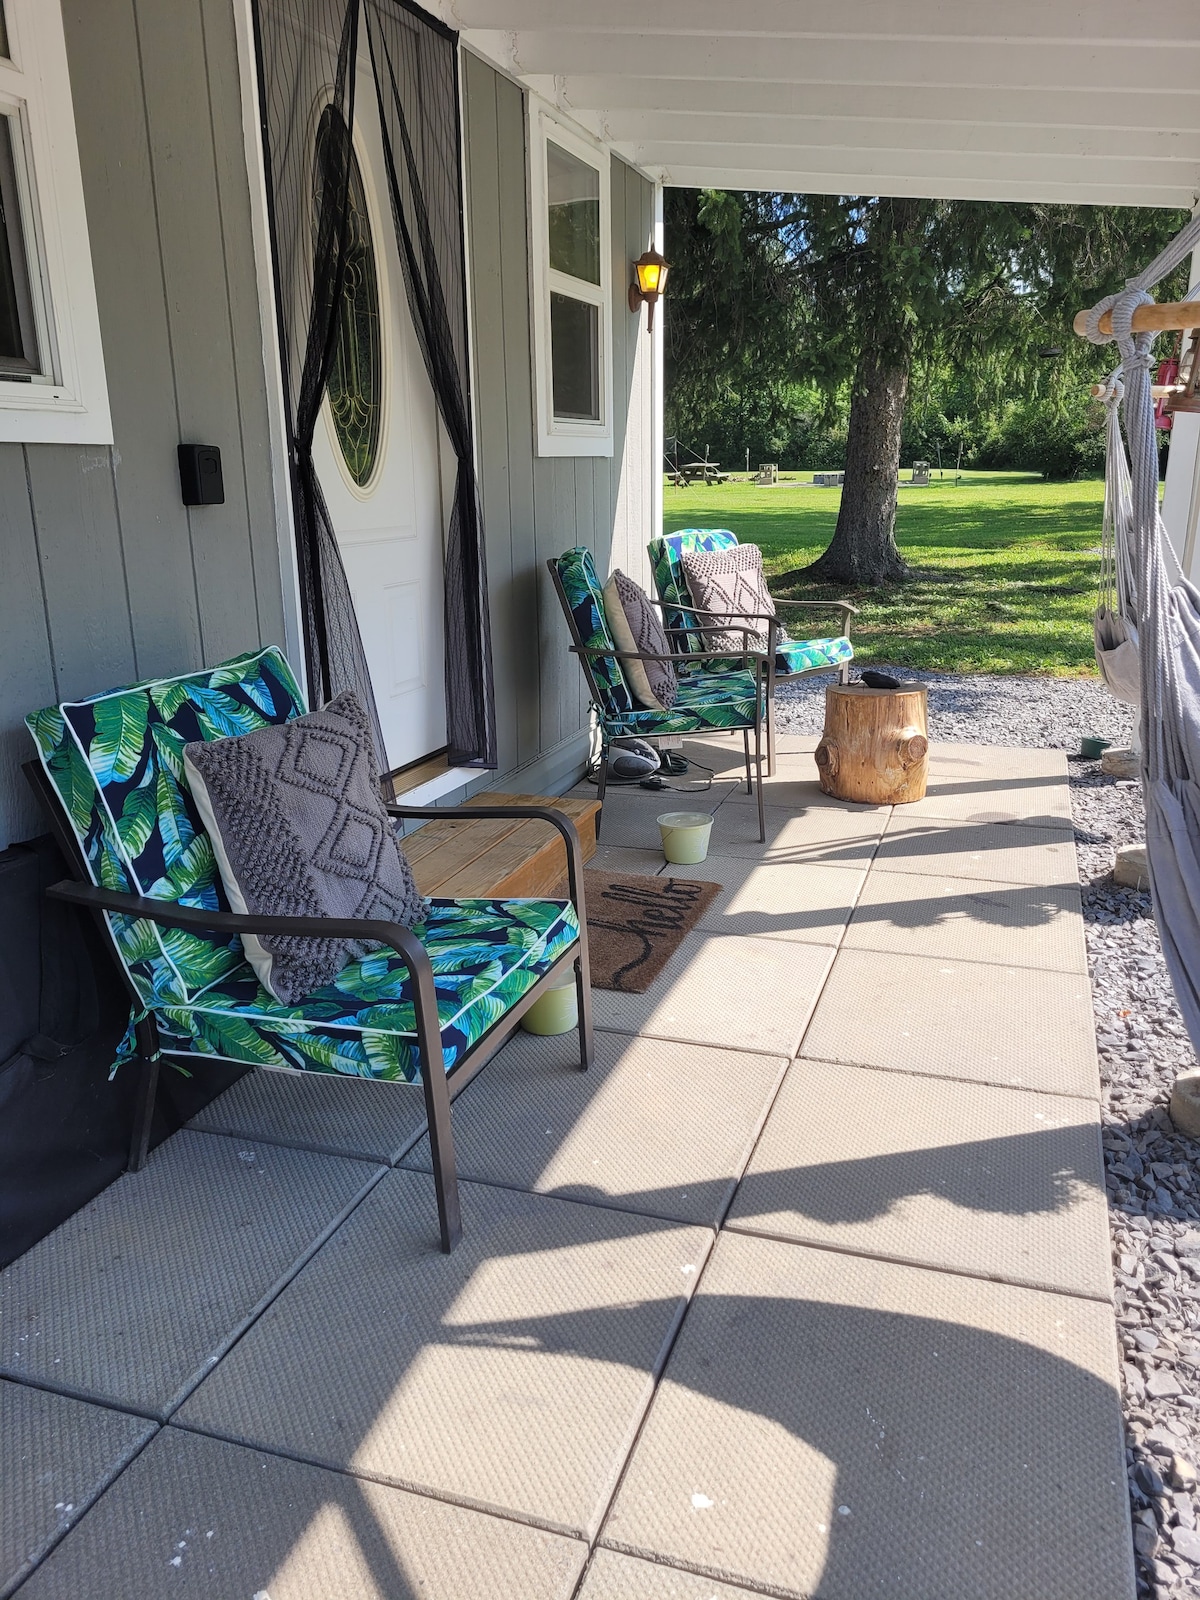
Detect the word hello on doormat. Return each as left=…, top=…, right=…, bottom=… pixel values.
left=584, top=870, right=722, bottom=993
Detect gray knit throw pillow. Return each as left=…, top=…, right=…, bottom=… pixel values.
left=183, top=691, right=428, bottom=1004
left=681, top=544, right=776, bottom=654
left=602, top=568, right=678, bottom=710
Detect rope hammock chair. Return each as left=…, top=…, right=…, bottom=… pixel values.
left=1093, top=368, right=1142, bottom=707
left=1080, top=221, right=1200, bottom=1061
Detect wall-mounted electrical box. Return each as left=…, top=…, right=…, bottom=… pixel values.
left=178, top=443, right=224, bottom=506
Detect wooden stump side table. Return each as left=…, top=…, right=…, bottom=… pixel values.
left=814, top=683, right=929, bottom=804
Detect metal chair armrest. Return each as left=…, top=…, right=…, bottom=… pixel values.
left=45, top=879, right=443, bottom=1034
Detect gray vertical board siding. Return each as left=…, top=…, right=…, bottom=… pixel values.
left=0, top=448, right=55, bottom=843
left=134, top=0, right=263, bottom=665
left=24, top=445, right=136, bottom=701
left=459, top=54, right=660, bottom=798
left=62, top=0, right=202, bottom=683
left=0, top=0, right=284, bottom=851
left=199, top=0, right=287, bottom=651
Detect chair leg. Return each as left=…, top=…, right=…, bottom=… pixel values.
left=574, top=949, right=594, bottom=1072
left=754, top=716, right=766, bottom=843
left=742, top=728, right=752, bottom=794
left=128, top=1013, right=161, bottom=1173
left=594, top=743, right=609, bottom=838
left=417, top=1025, right=462, bottom=1253
left=767, top=692, right=778, bottom=778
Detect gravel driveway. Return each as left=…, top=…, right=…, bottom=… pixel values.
left=778, top=671, right=1200, bottom=1600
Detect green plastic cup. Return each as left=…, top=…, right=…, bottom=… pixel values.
left=657, top=811, right=713, bottom=864
left=521, top=969, right=578, bottom=1036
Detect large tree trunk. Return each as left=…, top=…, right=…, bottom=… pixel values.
left=809, top=342, right=912, bottom=585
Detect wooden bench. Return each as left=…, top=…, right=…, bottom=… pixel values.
left=405, top=791, right=601, bottom=899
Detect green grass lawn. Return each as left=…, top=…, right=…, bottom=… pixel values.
left=664, top=470, right=1105, bottom=676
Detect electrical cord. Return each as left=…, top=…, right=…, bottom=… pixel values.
left=584, top=754, right=716, bottom=795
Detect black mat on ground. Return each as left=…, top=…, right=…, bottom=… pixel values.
left=0, top=836, right=246, bottom=1269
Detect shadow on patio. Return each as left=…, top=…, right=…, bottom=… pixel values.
left=1, top=739, right=1132, bottom=1600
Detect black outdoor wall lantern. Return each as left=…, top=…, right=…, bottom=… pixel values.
left=629, top=248, right=669, bottom=331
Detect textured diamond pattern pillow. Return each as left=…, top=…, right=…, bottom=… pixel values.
left=183, top=691, right=428, bottom=1004
left=681, top=544, right=775, bottom=653
left=602, top=569, right=678, bottom=710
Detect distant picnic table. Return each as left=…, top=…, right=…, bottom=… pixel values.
left=669, top=460, right=729, bottom=486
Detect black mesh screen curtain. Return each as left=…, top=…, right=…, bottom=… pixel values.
left=251, top=0, right=497, bottom=769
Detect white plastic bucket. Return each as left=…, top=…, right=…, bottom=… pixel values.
left=657, top=810, right=713, bottom=865
left=520, top=967, right=578, bottom=1036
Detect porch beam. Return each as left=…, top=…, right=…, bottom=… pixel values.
left=547, top=77, right=1196, bottom=134
left=492, top=32, right=1196, bottom=96
left=452, top=0, right=1197, bottom=47
left=654, top=166, right=1192, bottom=208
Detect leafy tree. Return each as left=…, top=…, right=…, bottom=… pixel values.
left=665, top=190, right=1189, bottom=584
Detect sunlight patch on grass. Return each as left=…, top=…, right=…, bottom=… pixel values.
left=663, top=470, right=1106, bottom=676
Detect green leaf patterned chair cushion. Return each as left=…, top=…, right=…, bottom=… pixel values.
left=602, top=666, right=763, bottom=738
left=648, top=529, right=855, bottom=677
left=554, top=547, right=634, bottom=715
left=26, top=646, right=577, bottom=1082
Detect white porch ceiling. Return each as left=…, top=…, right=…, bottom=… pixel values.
left=446, top=0, right=1200, bottom=207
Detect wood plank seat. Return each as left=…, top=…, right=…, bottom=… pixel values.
left=406, top=791, right=601, bottom=899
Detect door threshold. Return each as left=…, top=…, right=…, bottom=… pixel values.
left=386, top=750, right=477, bottom=807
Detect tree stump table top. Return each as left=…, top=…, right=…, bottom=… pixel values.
left=815, top=682, right=929, bottom=805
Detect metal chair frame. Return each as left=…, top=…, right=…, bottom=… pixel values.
left=24, top=760, right=592, bottom=1255
left=647, top=537, right=858, bottom=774
left=547, top=558, right=768, bottom=843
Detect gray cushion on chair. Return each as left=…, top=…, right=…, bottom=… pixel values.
left=681, top=543, right=776, bottom=654
left=183, top=690, right=428, bottom=1004
left=602, top=569, right=678, bottom=710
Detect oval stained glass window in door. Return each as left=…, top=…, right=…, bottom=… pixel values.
left=314, top=106, right=383, bottom=489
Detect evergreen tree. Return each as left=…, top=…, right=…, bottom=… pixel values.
left=665, top=190, right=1188, bottom=584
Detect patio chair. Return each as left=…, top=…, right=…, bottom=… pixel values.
left=549, top=547, right=767, bottom=841
left=648, top=529, right=857, bottom=774
left=22, top=645, right=592, bottom=1254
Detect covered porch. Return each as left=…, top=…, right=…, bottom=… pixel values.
left=1, top=734, right=1128, bottom=1599
left=2, top=1, right=1197, bottom=1597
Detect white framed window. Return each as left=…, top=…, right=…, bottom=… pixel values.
left=529, top=105, right=612, bottom=458
left=0, top=1, right=111, bottom=443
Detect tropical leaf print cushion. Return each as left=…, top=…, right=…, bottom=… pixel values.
left=26, top=647, right=306, bottom=1006
left=555, top=548, right=634, bottom=715
left=647, top=529, right=739, bottom=648
left=156, top=898, right=579, bottom=1082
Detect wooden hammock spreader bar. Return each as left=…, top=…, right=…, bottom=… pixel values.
left=1074, top=300, right=1200, bottom=338
left=1090, top=382, right=1183, bottom=400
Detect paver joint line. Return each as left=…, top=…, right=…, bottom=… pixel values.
left=5, top=740, right=1125, bottom=1599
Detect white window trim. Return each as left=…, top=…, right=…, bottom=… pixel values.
left=0, top=1, right=111, bottom=444
left=528, top=103, right=612, bottom=458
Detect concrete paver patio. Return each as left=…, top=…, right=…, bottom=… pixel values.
left=0, top=737, right=1133, bottom=1599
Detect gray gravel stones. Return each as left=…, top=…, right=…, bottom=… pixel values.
left=779, top=670, right=1200, bottom=1600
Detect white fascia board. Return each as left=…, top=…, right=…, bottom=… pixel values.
left=599, top=112, right=1200, bottom=167
left=658, top=165, right=1197, bottom=208
left=446, top=0, right=1198, bottom=47
left=629, top=141, right=1195, bottom=192
left=553, top=74, right=1197, bottom=134
left=489, top=30, right=1194, bottom=97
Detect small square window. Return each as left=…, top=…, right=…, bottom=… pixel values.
left=0, top=115, right=39, bottom=375
left=550, top=292, right=599, bottom=421
left=0, top=0, right=112, bottom=442
left=530, top=107, right=611, bottom=458
left=547, top=140, right=599, bottom=286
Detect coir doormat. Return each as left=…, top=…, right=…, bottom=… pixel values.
left=584, top=870, right=722, bottom=993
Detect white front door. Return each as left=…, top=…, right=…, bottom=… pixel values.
left=310, top=68, right=447, bottom=773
